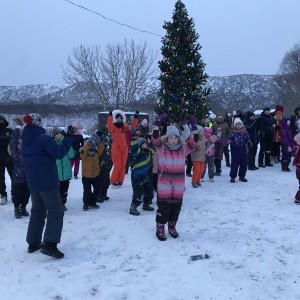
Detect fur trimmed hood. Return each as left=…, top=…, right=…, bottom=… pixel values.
left=112, top=110, right=126, bottom=124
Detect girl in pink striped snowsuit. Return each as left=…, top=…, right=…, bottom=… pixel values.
left=152, top=125, right=197, bottom=241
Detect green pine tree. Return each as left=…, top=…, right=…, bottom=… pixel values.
left=154, top=0, right=211, bottom=124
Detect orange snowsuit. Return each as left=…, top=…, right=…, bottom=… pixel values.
left=106, top=115, right=138, bottom=184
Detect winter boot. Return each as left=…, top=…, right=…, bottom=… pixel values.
left=27, top=242, right=44, bottom=253
left=14, top=207, right=22, bottom=219
left=40, top=242, right=64, bottom=259
left=239, top=177, right=248, bottom=182
left=0, top=195, right=8, bottom=205
left=74, top=174, right=78, bottom=179
left=129, top=205, right=140, bottom=216
left=282, top=163, right=291, bottom=172
left=142, top=204, right=154, bottom=211
left=196, top=181, right=201, bottom=186
left=270, top=156, right=275, bottom=165
left=265, top=153, right=273, bottom=167
left=156, top=223, right=167, bottom=241
left=83, top=203, right=89, bottom=211
left=192, top=183, right=198, bottom=188
left=168, top=221, right=179, bottom=238
left=20, top=206, right=29, bottom=217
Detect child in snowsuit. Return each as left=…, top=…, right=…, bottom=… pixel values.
left=106, top=109, right=138, bottom=186
left=80, top=136, right=104, bottom=211
left=280, top=118, right=294, bottom=172
left=293, top=133, right=300, bottom=204
left=152, top=124, right=197, bottom=241
left=227, top=118, right=251, bottom=183
left=52, top=128, right=75, bottom=211
left=96, top=128, right=113, bottom=202
left=129, top=137, right=155, bottom=216
left=191, top=126, right=206, bottom=188
left=201, top=127, right=217, bottom=182
left=9, top=118, right=30, bottom=218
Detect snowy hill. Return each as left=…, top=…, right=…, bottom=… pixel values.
left=1, top=161, right=300, bottom=299
left=0, top=74, right=279, bottom=113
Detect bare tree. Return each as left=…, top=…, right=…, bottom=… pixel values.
left=275, top=41, right=300, bottom=115
left=62, top=40, right=158, bottom=110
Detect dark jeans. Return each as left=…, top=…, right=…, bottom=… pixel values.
left=26, top=189, right=64, bottom=244
left=156, top=201, right=182, bottom=224
left=82, top=175, right=101, bottom=205
left=131, top=173, right=154, bottom=208
left=11, top=181, right=30, bottom=208
left=0, top=159, right=13, bottom=197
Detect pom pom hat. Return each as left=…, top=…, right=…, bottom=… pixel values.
left=23, top=113, right=42, bottom=126
left=234, top=117, right=243, bottom=126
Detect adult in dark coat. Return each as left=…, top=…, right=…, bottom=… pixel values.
left=290, top=106, right=300, bottom=136
left=257, top=107, right=275, bottom=167
left=0, top=115, right=13, bottom=205
left=243, top=111, right=259, bottom=170
left=223, top=112, right=233, bottom=167
left=22, top=113, right=74, bottom=258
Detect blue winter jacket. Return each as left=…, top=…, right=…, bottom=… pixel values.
left=22, top=125, right=73, bottom=192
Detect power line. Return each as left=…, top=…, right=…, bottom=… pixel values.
left=64, top=0, right=162, bottom=37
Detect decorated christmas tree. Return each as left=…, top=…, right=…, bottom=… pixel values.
left=154, top=0, right=211, bottom=124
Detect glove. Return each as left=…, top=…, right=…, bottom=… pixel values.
left=288, top=146, right=292, bottom=152
left=153, top=113, right=168, bottom=126
left=65, top=125, right=76, bottom=137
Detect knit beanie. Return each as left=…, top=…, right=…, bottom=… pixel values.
left=196, top=125, right=204, bottom=133
left=52, top=127, right=65, bottom=138
left=23, top=113, right=42, bottom=126
left=263, top=107, right=270, bottom=113
left=141, top=119, right=148, bottom=126
left=234, top=117, right=243, bottom=126
left=165, top=126, right=180, bottom=138
left=275, top=105, right=284, bottom=112
left=137, top=137, right=147, bottom=146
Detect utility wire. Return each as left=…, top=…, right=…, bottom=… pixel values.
left=64, top=0, right=162, bottom=37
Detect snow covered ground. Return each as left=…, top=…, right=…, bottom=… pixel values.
left=1, top=161, right=300, bottom=300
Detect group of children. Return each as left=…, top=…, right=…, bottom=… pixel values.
left=4, top=108, right=300, bottom=243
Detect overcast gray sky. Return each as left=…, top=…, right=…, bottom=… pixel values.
left=1, top=0, right=299, bottom=86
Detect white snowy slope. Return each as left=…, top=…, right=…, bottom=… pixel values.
left=1, top=161, right=300, bottom=300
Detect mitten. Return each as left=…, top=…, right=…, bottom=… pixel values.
left=288, top=146, right=292, bottom=152
left=153, top=113, right=168, bottom=126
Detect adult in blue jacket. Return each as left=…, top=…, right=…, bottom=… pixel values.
left=22, top=113, right=75, bottom=259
